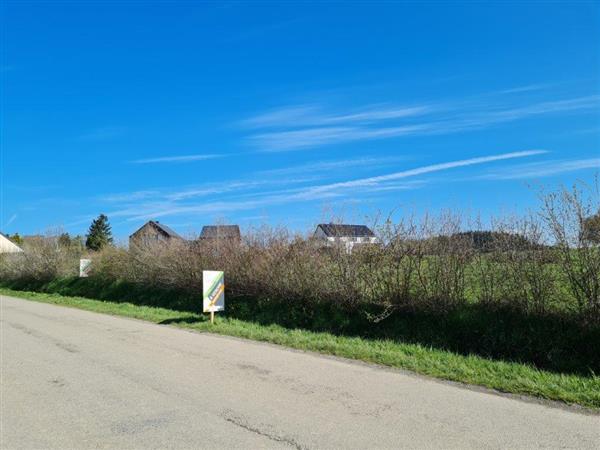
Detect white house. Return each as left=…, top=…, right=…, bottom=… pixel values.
left=313, top=223, right=378, bottom=253
left=0, top=233, right=23, bottom=254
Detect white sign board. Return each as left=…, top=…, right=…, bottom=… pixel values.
left=203, top=270, right=225, bottom=313
left=79, top=259, right=92, bottom=277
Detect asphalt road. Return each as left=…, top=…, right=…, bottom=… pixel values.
left=1, top=295, right=598, bottom=449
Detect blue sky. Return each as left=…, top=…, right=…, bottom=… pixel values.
left=1, top=2, right=599, bottom=239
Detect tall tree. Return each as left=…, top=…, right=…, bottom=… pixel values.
left=85, top=214, right=113, bottom=251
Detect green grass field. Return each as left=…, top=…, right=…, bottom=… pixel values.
left=2, top=286, right=599, bottom=410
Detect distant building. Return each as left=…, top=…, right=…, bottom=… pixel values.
left=129, top=221, right=184, bottom=248
left=313, top=223, right=378, bottom=253
left=0, top=233, right=24, bottom=254
left=199, top=225, right=241, bottom=242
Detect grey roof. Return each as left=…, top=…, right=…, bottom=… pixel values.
left=316, top=223, right=376, bottom=238
left=200, top=225, right=241, bottom=239
left=152, top=221, right=183, bottom=240
left=130, top=221, right=183, bottom=240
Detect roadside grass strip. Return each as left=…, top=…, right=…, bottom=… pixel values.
left=2, top=287, right=599, bottom=410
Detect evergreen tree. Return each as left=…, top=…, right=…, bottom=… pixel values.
left=8, top=233, right=23, bottom=245
left=85, top=214, right=113, bottom=251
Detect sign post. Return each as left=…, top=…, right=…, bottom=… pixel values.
left=203, top=270, right=224, bottom=324
left=79, top=259, right=92, bottom=277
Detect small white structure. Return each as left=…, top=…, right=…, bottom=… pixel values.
left=0, top=233, right=23, bottom=254
left=79, top=259, right=92, bottom=277
left=203, top=270, right=225, bottom=324
left=313, top=223, right=378, bottom=253
left=203, top=270, right=225, bottom=313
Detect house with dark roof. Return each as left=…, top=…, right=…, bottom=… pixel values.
left=313, top=223, right=378, bottom=253
left=129, top=221, right=184, bottom=248
left=199, top=225, right=241, bottom=242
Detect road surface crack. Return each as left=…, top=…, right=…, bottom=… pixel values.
left=220, top=409, right=306, bottom=449
left=6, top=321, right=79, bottom=353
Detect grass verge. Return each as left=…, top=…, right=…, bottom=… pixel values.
left=2, top=287, right=599, bottom=410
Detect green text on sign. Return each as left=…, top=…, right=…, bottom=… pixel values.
left=203, top=270, right=225, bottom=313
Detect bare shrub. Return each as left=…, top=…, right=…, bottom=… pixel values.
left=359, top=215, right=422, bottom=321
left=412, top=212, right=472, bottom=311
left=492, top=214, right=557, bottom=314
left=468, top=216, right=505, bottom=306
left=3, top=183, right=597, bottom=325
left=0, top=231, right=83, bottom=282
left=92, top=245, right=134, bottom=280
left=541, top=181, right=600, bottom=319
left=94, top=240, right=206, bottom=292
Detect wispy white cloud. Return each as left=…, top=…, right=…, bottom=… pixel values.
left=240, top=105, right=319, bottom=129
left=130, top=154, right=227, bottom=164
left=4, top=214, right=18, bottom=227
left=165, top=180, right=268, bottom=201
left=258, top=156, right=406, bottom=177
left=325, top=106, right=432, bottom=124
left=359, top=180, right=429, bottom=193
left=99, top=190, right=161, bottom=203
left=252, top=124, right=429, bottom=151
left=296, top=150, right=547, bottom=196
left=64, top=215, right=98, bottom=228
left=241, top=103, right=432, bottom=129
left=106, top=150, right=545, bottom=221
left=480, top=96, right=599, bottom=122
left=495, top=83, right=554, bottom=95
left=482, top=157, right=600, bottom=180
left=244, top=95, right=599, bottom=151
left=98, top=177, right=312, bottom=215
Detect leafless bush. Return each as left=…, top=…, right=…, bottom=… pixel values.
left=541, top=181, right=600, bottom=319
left=492, top=214, right=557, bottom=314
left=0, top=231, right=84, bottom=281
left=94, top=240, right=207, bottom=292
left=3, top=183, right=598, bottom=323
left=411, top=212, right=472, bottom=311
left=469, top=216, right=505, bottom=306
left=349, top=216, right=420, bottom=322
